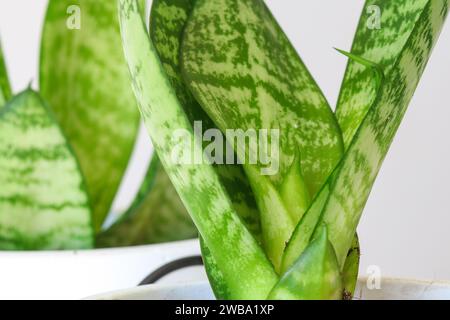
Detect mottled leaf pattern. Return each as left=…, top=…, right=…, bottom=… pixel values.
left=181, top=0, right=344, bottom=268
left=336, top=0, right=430, bottom=147
left=0, top=90, right=93, bottom=250
left=285, top=0, right=449, bottom=268
left=321, top=0, right=448, bottom=266
left=150, top=0, right=261, bottom=241
left=118, top=0, right=278, bottom=299
left=96, top=156, right=197, bottom=247
left=0, top=41, right=11, bottom=106
left=182, top=0, right=343, bottom=195
left=40, top=0, right=143, bottom=231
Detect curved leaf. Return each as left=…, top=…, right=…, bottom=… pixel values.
left=284, top=0, right=449, bottom=268
left=200, top=237, right=231, bottom=300
left=40, top=0, right=144, bottom=231
left=0, top=90, right=93, bottom=250
left=336, top=0, right=431, bottom=147
left=150, top=0, right=261, bottom=239
left=320, top=0, right=448, bottom=267
left=181, top=0, right=344, bottom=268
left=118, top=0, right=278, bottom=299
left=150, top=0, right=265, bottom=295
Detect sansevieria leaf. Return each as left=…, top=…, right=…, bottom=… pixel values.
left=181, top=0, right=344, bottom=269
left=150, top=0, right=266, bottom=297
left=0, top=90, right=93, bottom=250
left=0, top=41, right=11, bottom=106
left=118, top=0, right=278, bottom=299
left=321, top=0, right=449, bottom=266
left=96, top=156, right=197, bottom=247
left=284, top=0, right=449, bottom=269
left=40, top=0, right=145, bottom=231
left=150, top=0, right=261, bottom=241
left=336, top=0, right=432, bottom=147
left=268, top=226, right=343, bottom=300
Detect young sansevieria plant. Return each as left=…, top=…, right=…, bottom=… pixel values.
left=0, top=0, right=197, bottom=250
left=119, top=0, right=449, bottom=299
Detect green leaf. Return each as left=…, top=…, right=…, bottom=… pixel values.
left=200, top=237, right=231, bottom=300
left=320, top=0, right=448, bottom=267
left=118, top=0, right=278, bottom=299
left=342, top=234, right=360, bottom=298
left=96, top=155, right=197, bottom=247
left=181, top=0, right=344, bottom=268
left=280, top=152, right=311, bottom=223
left=40, top=0, right=145, bottom=231
left=0, top=90, right=93, bottom=250
left=150, top=0, right=262, bottom=241
left=284, top=0, right=449, bottom=269
left=336, top=0, right=432, bottom=148
left=281, top=183, right=331, bottom=272
left=0, top=40, right=11, bottom=106
left=268, top=225, right=343, bottom=300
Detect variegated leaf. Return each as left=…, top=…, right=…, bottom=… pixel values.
left=118, top=0, right=278, bottom=299
left=284, top=0, right=449, bottom=269
left=150, top=0, right=261, bottom=241
left=40, top=0, right=145, bottom=231
left=268, top=226, right=343, bottom=300
left=181, top=0, right=344, bottom=269
left=322, top=0, right=448, bottom=266
left=336, top=0, right=431, bottom=147
left=0, top=90, right=93, bottom=250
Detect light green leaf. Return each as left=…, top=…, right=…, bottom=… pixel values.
left=96, top=155, right=197, bottom=247
left=181, top=0, right=344, bottom=268
left=268, top=226, right=343, bottom=300
left=0, top=40, right=11, bottom=106
left=342, top=234, right=360, bottom=298
left=40, top=0, right=145, bottom=231
left=284, top=0, right=449, bottom=269
left=150, top=0, right=261, bottom=241
left=336, top=0, right=431, bottom=147
left=0, top=90, right=93, bottom=250
left=118, top=0, right=278, bottom=299
left=280, top=152, right=311, bottom=224
left=200, top=237, right=231, bottom=300
left=321, top=0, right=448, bottom=267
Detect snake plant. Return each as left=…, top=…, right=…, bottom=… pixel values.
left=0, top=0, right=196, bottom=250
left=119, top=0, right=448, bottom=299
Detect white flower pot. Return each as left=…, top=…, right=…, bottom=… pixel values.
left=89, top=277, right=450, bottom=300
left=0, top=239, right=201, bottom=300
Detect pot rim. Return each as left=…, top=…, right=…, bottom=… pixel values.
left=0, top=238, right=199, bottom=256
left=88, top=276, right=450, bottom=300
left=357, top=276, right=450, bottom=287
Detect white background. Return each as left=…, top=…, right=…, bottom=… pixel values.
left=0, top=0, right=449, bottom=283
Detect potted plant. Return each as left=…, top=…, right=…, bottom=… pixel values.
left=114, top=0, right=449, bottom=300
left=0, top=0, right=199, bottom=300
